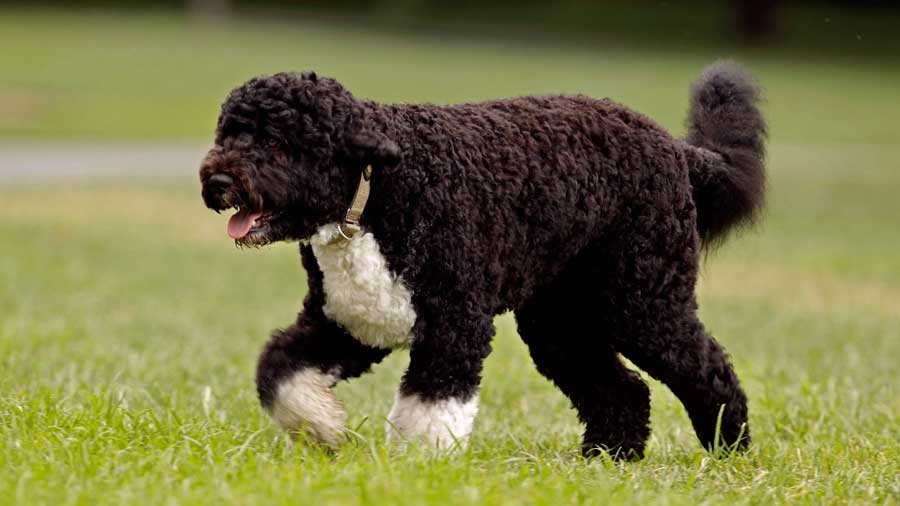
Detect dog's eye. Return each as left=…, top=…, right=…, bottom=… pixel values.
left=267, top=139, right=279, bottom=149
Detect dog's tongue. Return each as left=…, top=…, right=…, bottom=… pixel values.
left=227, top=209, right=262, bottom=239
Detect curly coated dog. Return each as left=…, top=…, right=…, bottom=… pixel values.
left=199, top=61, right=766, bottom=459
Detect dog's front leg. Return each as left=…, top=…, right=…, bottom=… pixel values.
left=386, top=306, right=494, bottom=450
left=256, top=315, right=391, bottom=446
left=255, top=245, right=391, bottom=447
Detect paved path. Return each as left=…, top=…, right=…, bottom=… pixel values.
left=0, top=142, right=208, bottom=185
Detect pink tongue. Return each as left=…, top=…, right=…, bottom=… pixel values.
left=227, top=209, right=263, bottom=239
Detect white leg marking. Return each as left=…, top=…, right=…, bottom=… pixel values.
left=310, top=224, right=417, bottom=349
left=386, top=393, right=479, bottom=450
left=270, top=369, right=345, bottom=447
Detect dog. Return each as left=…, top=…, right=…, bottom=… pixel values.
left=199, top=61, right=765, bottom=459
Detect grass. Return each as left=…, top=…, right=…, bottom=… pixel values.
left=2, top=8, right=900, bottom=144
left=2, top=7, right=900, bottom=506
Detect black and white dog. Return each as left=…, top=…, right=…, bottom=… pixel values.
left=200, top=61, right=765, bottom=459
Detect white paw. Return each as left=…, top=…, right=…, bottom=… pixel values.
left=270, top=368, right=346, bottom=447
left=386, top=392, right=479, bottom=450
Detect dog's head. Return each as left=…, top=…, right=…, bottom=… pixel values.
left=199, top=72, right=399, bottom=246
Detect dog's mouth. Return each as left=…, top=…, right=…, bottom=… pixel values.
left=227, top=207, right=265, bottom=240
left=224, top=205, right=285, bottom=247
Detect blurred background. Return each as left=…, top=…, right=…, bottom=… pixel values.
left=2, top=0, right=900, bottom=145
left=1, top=2, right=899, bottom=504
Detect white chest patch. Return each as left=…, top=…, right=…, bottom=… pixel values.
left=310, top=224, right=417, bottom=349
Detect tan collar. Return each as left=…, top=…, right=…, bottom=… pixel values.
left=337, top=164, right=373, bottom=241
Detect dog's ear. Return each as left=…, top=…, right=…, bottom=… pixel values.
left=346, top=130, right=401, bottom=172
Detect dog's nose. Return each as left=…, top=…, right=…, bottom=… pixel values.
left=202, top=173, right=237, bottom=211
left=207, top=173, right=234, bottom=189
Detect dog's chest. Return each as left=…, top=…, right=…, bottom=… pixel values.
left=309, top=224, right=416, bottom=349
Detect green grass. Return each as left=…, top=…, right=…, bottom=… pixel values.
left=2, top=8, right=900, bottom=144
left=2, top=7, right=900, bottom=506
left=2, top=148, right=898, bottom=506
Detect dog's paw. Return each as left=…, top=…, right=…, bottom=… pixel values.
left=385, top=393, right=479, bottom=451
left=581, top=442, right=646, bottom=462
left=269, top=368, right=346, bottom=447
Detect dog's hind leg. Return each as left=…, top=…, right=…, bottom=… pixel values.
left=514, top=260, right=652, bottom=460
left=614, top=307, right=751, bottom=454
left=255, top=245, right=391, bottom=447
left=606, top=224, right=751, bottom=454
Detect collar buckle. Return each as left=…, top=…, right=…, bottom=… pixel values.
left=336, top=165, right=373, bottom=242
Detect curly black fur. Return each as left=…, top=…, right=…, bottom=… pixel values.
left=200, top=61, right=766, bottom=459
left=686, top=61, right=767, bottom=246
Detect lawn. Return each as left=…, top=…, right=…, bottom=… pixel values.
left=3, top=8, right=900, bottom=144
left=1, top=7, right=899, bottom=506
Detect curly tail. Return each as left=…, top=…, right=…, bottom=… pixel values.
left=685, top=61, right=767, bottom=246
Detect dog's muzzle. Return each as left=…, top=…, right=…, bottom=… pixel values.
left=201, top=177, right=235, bottom=211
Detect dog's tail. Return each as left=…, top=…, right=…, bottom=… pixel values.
left=685, top=61, right=767, bottom=247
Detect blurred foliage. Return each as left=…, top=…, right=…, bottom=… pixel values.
left=2, top=7, right=900, bottom=141
left=290, top=0, right=900, bottom=56
left=6, top=1, right=900, bottom=56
